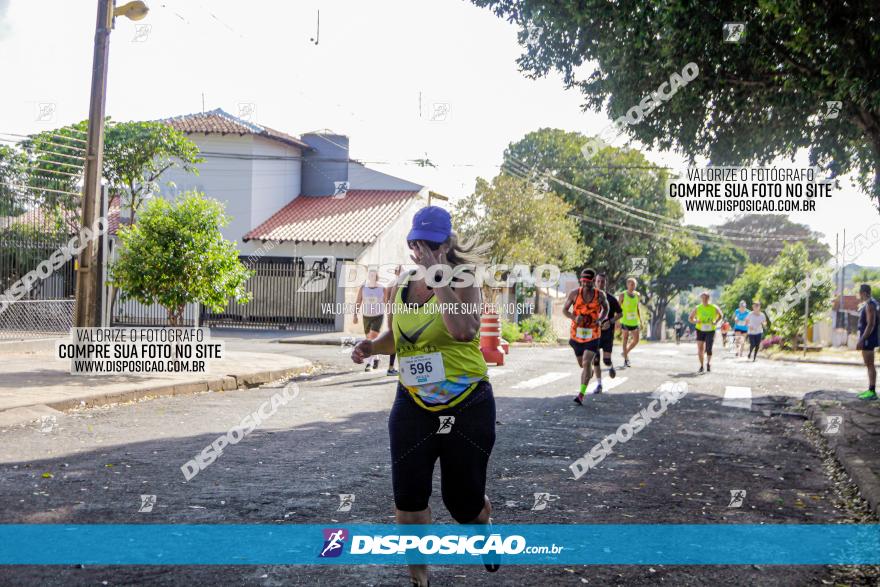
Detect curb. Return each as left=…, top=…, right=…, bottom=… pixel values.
left=0, top=362, right=314, bottom=426
left=767, top=354, right=862, bottom=367
left=804, top=400, right=880, bottom=516
left=277, top=338, right=340, bottom=346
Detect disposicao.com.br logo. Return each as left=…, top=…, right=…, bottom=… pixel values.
left=320, top=527, right=561, bottom=558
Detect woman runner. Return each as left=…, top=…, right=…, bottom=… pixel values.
left=351, top=206, right=497, bottom=586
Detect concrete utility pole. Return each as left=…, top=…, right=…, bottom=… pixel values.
left=74, top=0, right=148, bottom=327
left=74, top=0, right=113, bottom=328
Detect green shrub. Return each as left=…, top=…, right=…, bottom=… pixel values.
left=519, top=314, right=557, bottom=342
left=501, top=320, right=522, bottom=342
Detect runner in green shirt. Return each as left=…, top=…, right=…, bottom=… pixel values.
left=688, top=291, right=723, bottom=373
left=618, top=277, right=642, bottom=367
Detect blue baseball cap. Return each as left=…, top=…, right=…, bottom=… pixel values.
left=407, top=206, right=451, bottom=243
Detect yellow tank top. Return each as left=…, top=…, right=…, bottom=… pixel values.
left=393, top=274, right=487, bottom=411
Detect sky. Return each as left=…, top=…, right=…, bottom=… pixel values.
left=0, top=0, right=877, bottom=264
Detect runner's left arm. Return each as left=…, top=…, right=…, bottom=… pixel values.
left=598, top=290, right=610, bottom=322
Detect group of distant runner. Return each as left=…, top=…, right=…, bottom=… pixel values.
left=563, top=276, right=778, bottom=405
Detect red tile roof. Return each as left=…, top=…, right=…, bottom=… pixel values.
left=244, top=190, right=422, bottom=244
left=163, top=109, right=311, bottom=150
left=834, top=295, right=860, bottom=313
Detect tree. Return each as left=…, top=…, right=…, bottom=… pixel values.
left=20, top=121, right=87, bottom=232
left=473, top=0, right=880, bottom=207
left=453, top=174, right=587, bottom=269
left=503, top=128, right=697, bottom=288
left=757, top=242, right=833, bottom=343
left=103, top=121, right=203, bottom=224
left=645, top=235, right=748, bottom=337
left=720, top=263, right=772, bottom=314
left=0, top=145, right=27, bottom=216
left=108, top=191, right=252, bottom=325
left=21, top=120, right=202, bottom=227
left=453, top=174, right=587, bottom=312
left=851, top=267, right=880, bottom=285
left=715, top=215, right=830, bottom=265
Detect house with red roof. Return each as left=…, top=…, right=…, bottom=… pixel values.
left=110, top=108, right=431, bottom=332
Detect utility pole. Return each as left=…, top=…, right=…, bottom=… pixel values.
left=74, top=1, right=148, bottom=327
left=804, top=286, right=810, bottom=358
left=74, top=0, right=114, bottom=328
left=832, top=232, right=838, bottom=330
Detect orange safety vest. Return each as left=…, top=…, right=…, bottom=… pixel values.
left=570, top=288, right=602, bottom=342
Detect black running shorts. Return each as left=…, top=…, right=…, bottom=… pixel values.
left=599, top=325, right=614, bottom=353
left=696, top=329, right=716, bottom=354
left=569, top=338, right=600, bottom=358
left=388, top=381, right=495, bottom=523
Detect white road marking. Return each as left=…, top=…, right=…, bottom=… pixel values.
left=649, top=380, right=686, bottom=398
left=723, top=386, right=752, bottom=409
left=589, top=377, right=628, bottom=393
left=487, top=368, right=505, bottom=378
left=513, top=372, right=570, bottom=389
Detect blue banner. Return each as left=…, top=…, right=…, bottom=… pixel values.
left=0, top=524, right=877, bottom=565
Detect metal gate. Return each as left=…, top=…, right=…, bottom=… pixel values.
left=203, top=256, right=338, bottom=332
left=0, top=203, right=79, bottom=339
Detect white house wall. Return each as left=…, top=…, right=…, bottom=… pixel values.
left=250, top=136, right=302, bottom=230
left=157, top=133, right=255, bottom=247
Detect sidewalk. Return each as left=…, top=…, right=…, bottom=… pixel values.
left=803, top=390, right=880, bottom=516
left=767, top=349, right=864, bottom=367
left=0, top=345, right=312, bottom=427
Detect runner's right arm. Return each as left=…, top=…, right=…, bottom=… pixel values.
left=352, top=286, right=397, bottom=362
left=563, top=290, right=582, bottom=325
left=353, top=286, right=363, bottom=324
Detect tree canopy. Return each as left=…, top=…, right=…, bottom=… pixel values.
left=715, top=214, right=830, bottom=265
left=453, top=173, right=587, bottom=270
left=502, top=128, right=697, bottom=288
left=473, top=0, right=880, bottom=207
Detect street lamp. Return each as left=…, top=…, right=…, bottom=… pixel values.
left=74, top=0, right=149, bottom=328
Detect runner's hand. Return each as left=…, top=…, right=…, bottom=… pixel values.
left=601, top=319, right=611, bottom=331
left=353, top=315, right=359, bottom=324
left=857, top=339, right=864, bottom=351
left=351, top=339, right=373, bottom=363
left=411, top=241, right=448, bottom=268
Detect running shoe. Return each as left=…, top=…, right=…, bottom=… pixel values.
left=482, top=519, right=501, bottom=572
left=609, top=366, right=616, bottom=379
left=365, top=363, right=372, bottom=372
left=707, top=364, right=711, bottom=372
left=698, top=366, right=704, bottom=373
left=594, top=384, right=603, bottom=394
left=624, top=358, right=631, bottom=367
left=387, top=368, right=399, bottom=376
left=858, top=389, right=878, bottom=400
left=573, top=394, right=584, bottom=405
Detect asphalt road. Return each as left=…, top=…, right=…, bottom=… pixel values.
left=0, top=336, right=877, bottom=586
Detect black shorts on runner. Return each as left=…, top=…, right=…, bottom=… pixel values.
left=860, top=331, right=879, bottom=351
left=621, top=324, right=639, bottom=331
left=696, top=329, right=716, bottom=353
left=362, top=314, right=383, bottom=335
left=569, top=338, right=600, bottom=358
left=388, top=381, right=495, bottom=523
left=599, top=326, right=614, bottom=353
